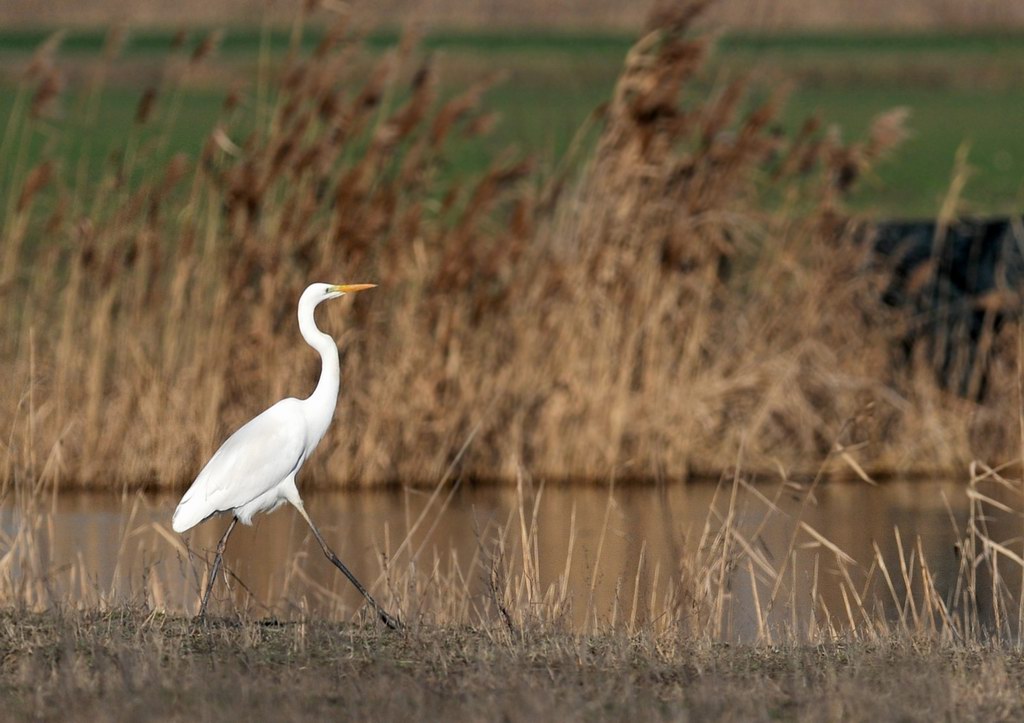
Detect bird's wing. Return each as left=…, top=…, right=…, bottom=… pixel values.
left=172, top=398, right=307, bottom=532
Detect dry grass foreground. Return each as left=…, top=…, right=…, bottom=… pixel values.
left=2, top=607, right=1024, bottom=721
left=3, top=458, right=1024, bottom=648
left=3, top=386, right=1024, bottom=718
left=2, top=3, right=1019, bottom=492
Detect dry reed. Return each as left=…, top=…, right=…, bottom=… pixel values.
left=0, top=4, right=1018, bottom=497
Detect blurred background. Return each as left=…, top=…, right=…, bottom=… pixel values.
left=2, top=0, right=1023, bottom=215
left=2, top=0, right=1023, bottom=635
left=5, top=0, right=1024, bottom=29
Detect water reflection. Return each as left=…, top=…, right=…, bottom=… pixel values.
left=1, top=479, right=1015, bottom=638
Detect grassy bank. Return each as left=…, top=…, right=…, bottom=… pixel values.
left=2, top=29, right=1023, bottom=214
left=3, top=416, right=1024, bottom=718
left=3, top=607, right=1024, bottom=720
left=8, top=26, right=1024, bottom=57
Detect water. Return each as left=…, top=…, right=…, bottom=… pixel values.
left=1, top=479, right=1014, bottom=638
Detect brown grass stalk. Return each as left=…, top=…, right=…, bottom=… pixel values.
left=0, top=7, right=1018, bottom=501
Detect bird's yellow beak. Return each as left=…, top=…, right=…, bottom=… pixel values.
left=330, top=283, right=377, bottom=294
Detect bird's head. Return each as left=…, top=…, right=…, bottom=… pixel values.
left=325, top=282, right=377, bottom=300
left=305, top=282, right=377, bottom=303
left=296, top=282, right=376, bottom=348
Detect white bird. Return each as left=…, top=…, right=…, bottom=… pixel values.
left=172, top=282, right=400, bottom=629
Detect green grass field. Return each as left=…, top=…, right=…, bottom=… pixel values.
left=3, top=30, right=1024, bottom=212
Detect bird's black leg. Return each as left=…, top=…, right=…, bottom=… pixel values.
left=294, top=503, right=402, bottom=630
left=197, top=516, right=238, bottom=619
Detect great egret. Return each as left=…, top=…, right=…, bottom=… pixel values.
left=172, top=282, right=401, bottom=629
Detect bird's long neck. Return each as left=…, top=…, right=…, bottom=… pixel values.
left=298, top=298, right=340, bottom=432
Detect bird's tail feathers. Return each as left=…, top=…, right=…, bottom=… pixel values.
left=172, top=497, right=213, bottom=533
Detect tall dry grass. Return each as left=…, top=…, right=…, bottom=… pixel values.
left=4, top=442, right=1024, bottom=646
left=0, top=4, right=1019, bottom=495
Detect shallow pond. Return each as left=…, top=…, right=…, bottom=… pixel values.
left=1, top=478, right=1017, bottom=639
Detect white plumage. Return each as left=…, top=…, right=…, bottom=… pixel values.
left=172, top=398, right=307, bottom=532
left=171, top=281, right=400, bottom=628
left=172, top=282, right=344, bottom=533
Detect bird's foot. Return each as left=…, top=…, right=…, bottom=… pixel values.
left=379, top=608, right=403, bottom=631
